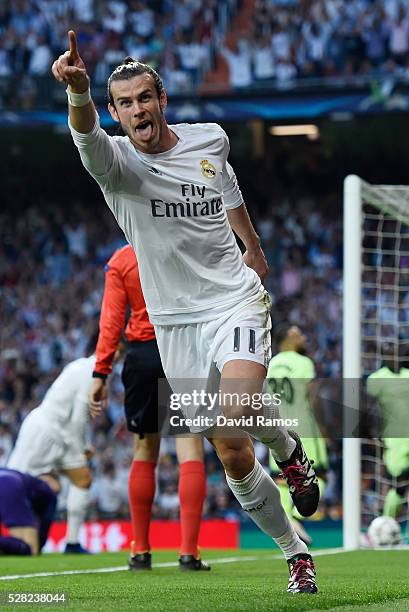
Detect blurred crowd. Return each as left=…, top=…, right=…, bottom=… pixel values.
left=2, top=0, right=409, bottom=107
left=0, top=162, right=343, bottom=519
left=224, top=0, right=409, bottom=89
left=0, top=0, right=239, bottom=107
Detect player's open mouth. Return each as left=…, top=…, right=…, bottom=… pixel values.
left=135, top=120, right=153, bottom=141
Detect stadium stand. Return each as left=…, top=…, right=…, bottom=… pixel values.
left=0, top=0, right=241, bottom=106
left=2, top=0, right=409, bottom=107
left=208, top=0, right=409, bottom=91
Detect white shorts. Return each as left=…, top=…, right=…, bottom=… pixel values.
left=7, top=408, right=86, bottom=476
left=154, top=289, right=272, bottom=432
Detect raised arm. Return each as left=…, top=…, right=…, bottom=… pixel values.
left=51, top=30, right=96, bottom=134
left=227, top=203, right=268, bottom=281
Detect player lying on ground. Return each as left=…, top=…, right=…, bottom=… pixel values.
left=7, top=334, right=100, bottom=554
left=90, top=244, right=209, bottom=571
left=52, top=31, right=319, bottom=592
left=367, top=343, right=409, bottom=519
left=0, top=468, right=58, bottom=555
left=267, top=324, right=330, bottom=545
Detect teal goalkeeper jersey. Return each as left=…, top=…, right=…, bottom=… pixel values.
left=267, top=351, right=328, bottom=470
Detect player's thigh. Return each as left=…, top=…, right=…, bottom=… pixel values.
left=60, top=437, right=87, bottom=476
left=220, top=361, right=267, bottom=418
left=8, top=414, right=64, bottom=476
left=221, top=359, right=266, bottom=393
left=153, top=326, right=217, bottom=434
left=154, top=323, right=208, bottom=380
left=206, top=292, right=271, bottom=417
left=122, top=339, right=168, bottom=437
left=211, top=289, right=271, bottom=376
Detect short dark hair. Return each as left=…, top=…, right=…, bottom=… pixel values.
left=273, top=322, right=293, bottom=347
left=107, top=56, right=164, bottom=105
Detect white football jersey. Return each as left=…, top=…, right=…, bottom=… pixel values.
left=70, top=120, right=260, bottom=324
left=39, top=355, right=95, bottom=427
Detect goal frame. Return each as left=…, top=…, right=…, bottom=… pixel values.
left=343, top=174, right=363, bottom=550
left=343, top=175, right=409, bottom=549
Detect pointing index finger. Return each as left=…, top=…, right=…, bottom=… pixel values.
left=68, top=30, right=79, bottom=59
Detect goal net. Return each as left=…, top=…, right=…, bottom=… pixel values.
left=343, top=175, right=409, bottom=548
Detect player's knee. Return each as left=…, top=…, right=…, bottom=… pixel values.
left=215, top=440, right=254, bottom=475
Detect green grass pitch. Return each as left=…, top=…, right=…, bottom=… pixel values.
left=1, top=549, right=408, bottom=611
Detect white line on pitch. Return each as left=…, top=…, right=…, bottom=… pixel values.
left=0, top=548, right=347, bottom=581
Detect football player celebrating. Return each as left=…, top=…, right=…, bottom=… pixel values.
left=367, top=343, right=409, bottom=519
left=268, top=324, right=329, bottom=545
left=52, top=31, right=319, bottom=593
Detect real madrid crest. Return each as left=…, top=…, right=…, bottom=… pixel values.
left=201, top=159, right=216, bottom=179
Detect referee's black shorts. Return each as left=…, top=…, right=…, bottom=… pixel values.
left=121, top=338, right=169, bottom=437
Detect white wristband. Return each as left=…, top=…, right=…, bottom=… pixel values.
left=66, top=87, right=91, bottom=107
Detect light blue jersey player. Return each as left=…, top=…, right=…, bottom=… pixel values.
left=268, top=324, right=328, bottom=544
left=367, top=344, right=409, bottom=518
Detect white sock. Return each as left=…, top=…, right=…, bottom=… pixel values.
left=225, top=459, right=307, bottom=558
left=246, top=426, right=296, bottom=463
left=220, top=380, right=296, bottom=461
left=238, top=402, right=296, bottom=462
left=274, top=524, right=308, bottom=560
left=66, top=485, right=90, bottom=544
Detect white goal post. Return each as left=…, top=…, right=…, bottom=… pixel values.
left=343, top=175, right=362, bottom=550
left=343, top=175, right=409, bottom=549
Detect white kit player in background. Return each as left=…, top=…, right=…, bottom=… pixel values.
left=52, top=31, right=320, bottom=592
left=7, top=338, right=98, bottom=554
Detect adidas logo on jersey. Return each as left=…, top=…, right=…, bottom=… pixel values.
left=148, top=166, right=162, bottom=175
